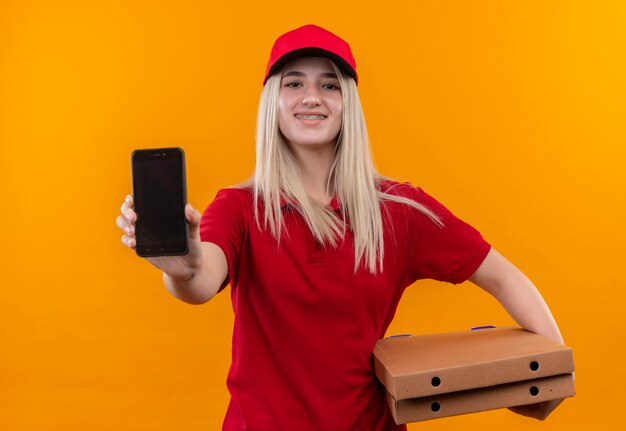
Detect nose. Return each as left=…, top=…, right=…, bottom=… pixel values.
left=302, top=88, right=321, bottom=106
left=302, top=96, right=321, bottom=106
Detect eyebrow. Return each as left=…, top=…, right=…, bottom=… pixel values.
left=282, top=71, right=338, bottom=79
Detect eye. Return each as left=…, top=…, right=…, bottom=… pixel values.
left=284, top=81, right=302, bottom=88
left=322, top=83, right=341, bottom=90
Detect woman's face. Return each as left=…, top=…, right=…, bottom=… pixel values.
left=277, top=57, right=343, bottom=151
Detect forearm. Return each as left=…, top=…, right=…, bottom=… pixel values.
left=470, top=248, right=564, bottom=345
left=162, top=265, right=220, bottom=305
left=491, top=271, right=564, bottom=345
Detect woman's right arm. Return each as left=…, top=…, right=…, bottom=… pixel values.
left=116, top=194, right=228, bottom=305
left=161, top=241, right=227, bottom=304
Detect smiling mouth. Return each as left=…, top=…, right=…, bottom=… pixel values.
left=295, top=114, right=327, bottom=120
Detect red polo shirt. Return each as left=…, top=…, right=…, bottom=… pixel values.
left=200, top=181, right=491, bottom=431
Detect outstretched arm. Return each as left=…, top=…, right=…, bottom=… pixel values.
left=468, top=247, right=566, bottom=420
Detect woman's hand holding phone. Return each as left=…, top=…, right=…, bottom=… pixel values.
left=116, top=194, right=203, bottom=281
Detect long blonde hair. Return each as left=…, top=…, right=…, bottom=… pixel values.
left=251, top=60, right=442, bottom=274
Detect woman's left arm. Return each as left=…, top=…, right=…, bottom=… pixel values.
left=468, top=247, right=567, bottom=420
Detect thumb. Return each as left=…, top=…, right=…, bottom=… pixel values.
left=185, top=203, right=201, bottom=240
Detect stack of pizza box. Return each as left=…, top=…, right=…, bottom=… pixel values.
left=373, top=327, right=575, bottom=424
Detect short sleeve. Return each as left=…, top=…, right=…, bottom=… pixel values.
left=405, top=186, right=491, bottom=284
left=199, top=188, right=249, bottom=292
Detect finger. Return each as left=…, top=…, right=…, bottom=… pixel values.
left=121, top=234, right=136, bottom=249
left=122, top=206, right=136, bottom=223
left=116, top=215, right=135, bottom=236
left=116, top=214, right=133, bottom=231
left=116, top=214, right=128, bottom=231
left=120, top=194, right=134, bottom=211
left=186, top=203, right=201, bottom=240
left=185, top=202, right=201, bottom=224
left=120, top=195, right=136, bottom=221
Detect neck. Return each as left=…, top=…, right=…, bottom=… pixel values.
left=289, top=143, right=335, bottom=205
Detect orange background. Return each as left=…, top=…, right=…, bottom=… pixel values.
left=1, top=1, right=625, bottom=429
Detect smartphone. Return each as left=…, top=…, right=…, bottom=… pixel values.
left=131, top=147, right=189, bottom=257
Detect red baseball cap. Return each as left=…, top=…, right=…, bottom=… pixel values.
left=263, top=24, right=358, bottom=85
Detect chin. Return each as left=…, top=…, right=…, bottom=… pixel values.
left=290, top=139, right=336, bottom=149
left=288, top=133, right=339, bottom=147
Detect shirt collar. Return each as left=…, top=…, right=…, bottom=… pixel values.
left=280, top=194, right=342, bottom=212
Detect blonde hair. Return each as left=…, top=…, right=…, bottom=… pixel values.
left=251, top=60, right=442, bottom=274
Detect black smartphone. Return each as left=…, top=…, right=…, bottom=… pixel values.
left=131, top=147, right=189, bottom=257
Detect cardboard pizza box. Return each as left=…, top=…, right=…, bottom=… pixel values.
left=373, top=327, right=574, bottom=400
left=386, top=373, right=575, bottom=424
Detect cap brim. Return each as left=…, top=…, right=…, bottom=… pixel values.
left=264, top=47, right=357, bottom=85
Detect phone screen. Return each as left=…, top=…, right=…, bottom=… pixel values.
left=131, top=148, right=188, bottom=256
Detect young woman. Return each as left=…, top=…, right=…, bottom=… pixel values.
left=116, top=24, right=565, bottom=431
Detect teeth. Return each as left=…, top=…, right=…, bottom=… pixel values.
left=296, top=114, right=326, bottom=120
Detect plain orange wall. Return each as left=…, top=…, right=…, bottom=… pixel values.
left=1, top=1, right=625, bottom=429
